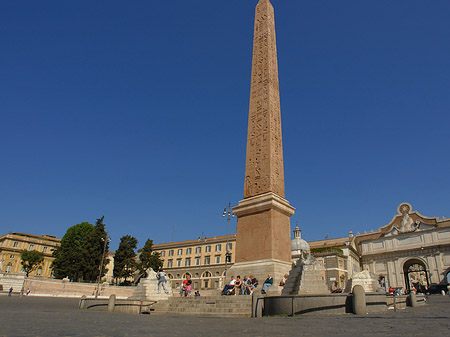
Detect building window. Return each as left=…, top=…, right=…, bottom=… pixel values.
left=195, top=247, right=201, bottom=254
left=43, top=247, right=47, bottom=253
left=204, top=256, right=210, bottom=265
left=195, top=257, right=200, bottom=266
left=227, top=243, right=232, bottom=251
left=205, top=245, right=211, bottom=253
left=167, top=259, right=173, bottom=268
left=29, top=244, right=34, bottom=250
left=215, top=244, right=221, bottom=252
left=10, top=254, right=14, bottom=259
left=13, top=242, right=18, bottom=248
left=177, top=248, right=183, bottom=256
left=6, top=263, right=12, bottom=273
left=177, top=259, right=182, bottom=267
left=215, top=256, right=220, bottom=264
left=168, top=250, right=174, bottom=256
left=185, top=258, right=191, bottom=267
left=186, top=248, right=192, bottom=255
left=37, top=267, right=42, bottom=276
left=160, top=251, right=165, bottom=257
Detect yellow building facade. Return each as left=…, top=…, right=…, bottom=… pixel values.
left=153, top=234, right=236, bottom=290
left=0, top=233, right=60, bottom=278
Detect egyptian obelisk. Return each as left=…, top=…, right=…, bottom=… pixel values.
left=227, top=0, right=295, bottom=288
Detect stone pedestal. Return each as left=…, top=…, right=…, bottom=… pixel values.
left=344, top=270, right=382, bottom=293
left=226, top=193, right=295, bottom=288
left=233, top=193, right=295, bottom=263
left=225, top=258, right=292, bottom=294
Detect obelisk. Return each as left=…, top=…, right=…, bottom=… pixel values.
left=227, top=0, right=295, bottom=288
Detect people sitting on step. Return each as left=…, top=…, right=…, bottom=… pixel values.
left=242, top=276, right=249, bottom=295
left=246, top=275, right=258, bottom=295
left=180, top=275, right=192, bottom=297
left=194, top=290, right=200, bottom=297
left=279, top=274, right=288, bottom=286
left=184, top=275, right=192, bottom=297
left=221, top=276, right=236, bottom=295
left=261, top=274, right=273, bottom=294
left=233, top=275, right=242, bottom=295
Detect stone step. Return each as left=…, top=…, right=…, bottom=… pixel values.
left=0, top=275, right=25, bottom=293
left=152, top=310, right=250, bottom=318
left=151, top=295, right=253, bottom=317
left=155, top=304, right=251, bottom=311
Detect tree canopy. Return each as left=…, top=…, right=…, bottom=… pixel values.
left=20, top=249, right=44, bottom=277
left=113, top=235, right=138, bottom=283
left=138, top=238, right=163, bottom=276
left=51, top=217, right=109, bottom=282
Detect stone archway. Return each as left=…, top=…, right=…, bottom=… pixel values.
left=403, top=259, right=429, bottom=293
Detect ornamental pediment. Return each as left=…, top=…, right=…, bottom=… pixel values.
left=380, top=203, right=439, bottom=237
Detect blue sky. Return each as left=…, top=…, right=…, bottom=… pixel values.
left=1, top=0, right=449, bottom=250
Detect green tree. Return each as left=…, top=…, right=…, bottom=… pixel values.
left=84, top=216, right=110, bottom=282
left=20, top=250, right=44, bottom=277
left=138, top=239, right=163, bottom=276
left=113, top=235, right=138, bottom=284
left=51, top=218, right=109, bottom=282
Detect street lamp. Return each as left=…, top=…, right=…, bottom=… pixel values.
left=95, top=233, right=110, bottom=298
left=222, top=202, right=235, bottom=271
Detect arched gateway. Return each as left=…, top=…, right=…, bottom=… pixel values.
left=403, top=259, right=429, bottom=292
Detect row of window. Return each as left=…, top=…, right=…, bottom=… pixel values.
left=12, top=241, right=49, bottom=253
left=160, top=243, right=233, bottom=257
left=3, top=262, right=45, bottom=276
left=164, top=254, right=232, bottom=268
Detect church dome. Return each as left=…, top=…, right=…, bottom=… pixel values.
left=291, top=225, right=310, bottom=252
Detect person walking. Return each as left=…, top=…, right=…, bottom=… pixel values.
left=157, top=268, right=169, bottom=294
left=8, top=287, right=13, bottom=296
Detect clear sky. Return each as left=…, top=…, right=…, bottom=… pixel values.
left=1, top=0, right=449, bottom=250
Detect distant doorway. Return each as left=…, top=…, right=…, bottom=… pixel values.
left=403, top=259, right=429, bottom=293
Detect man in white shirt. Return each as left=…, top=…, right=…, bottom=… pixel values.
left=221, top=276, right=235, bottom=295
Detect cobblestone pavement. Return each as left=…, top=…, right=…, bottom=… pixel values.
left=1, top=294, right=449, bottom=336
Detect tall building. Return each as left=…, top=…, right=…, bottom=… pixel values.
left=0, top=233, right=60, bottom=278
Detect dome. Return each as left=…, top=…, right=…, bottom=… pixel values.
left=291, top=225, right=310, bottom=252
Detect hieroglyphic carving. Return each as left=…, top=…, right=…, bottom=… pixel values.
left=244, top=0, right=285, bottom=199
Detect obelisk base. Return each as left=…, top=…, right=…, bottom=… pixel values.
left=225, top=259, right=292, bottom=294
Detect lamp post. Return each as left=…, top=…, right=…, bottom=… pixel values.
left=95, top=233, right=110, bottom=298
left=222, top=202, right=235, bottom=271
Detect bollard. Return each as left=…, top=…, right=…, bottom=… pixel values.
left=409, top=291, right=417, bottom=307
left=108, top=294, right=116, bottom=312
left=79, top=295, right=87, bottom=309
left=352, top=285, right=366, bottom=315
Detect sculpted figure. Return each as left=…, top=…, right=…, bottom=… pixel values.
left=400, top=213, right=415, bottom=232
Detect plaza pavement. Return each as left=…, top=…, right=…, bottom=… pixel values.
left=1, top=294, right=449, bottom=336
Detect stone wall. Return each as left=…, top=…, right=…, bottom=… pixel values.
left=22, top=278, right=135, bottom=299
